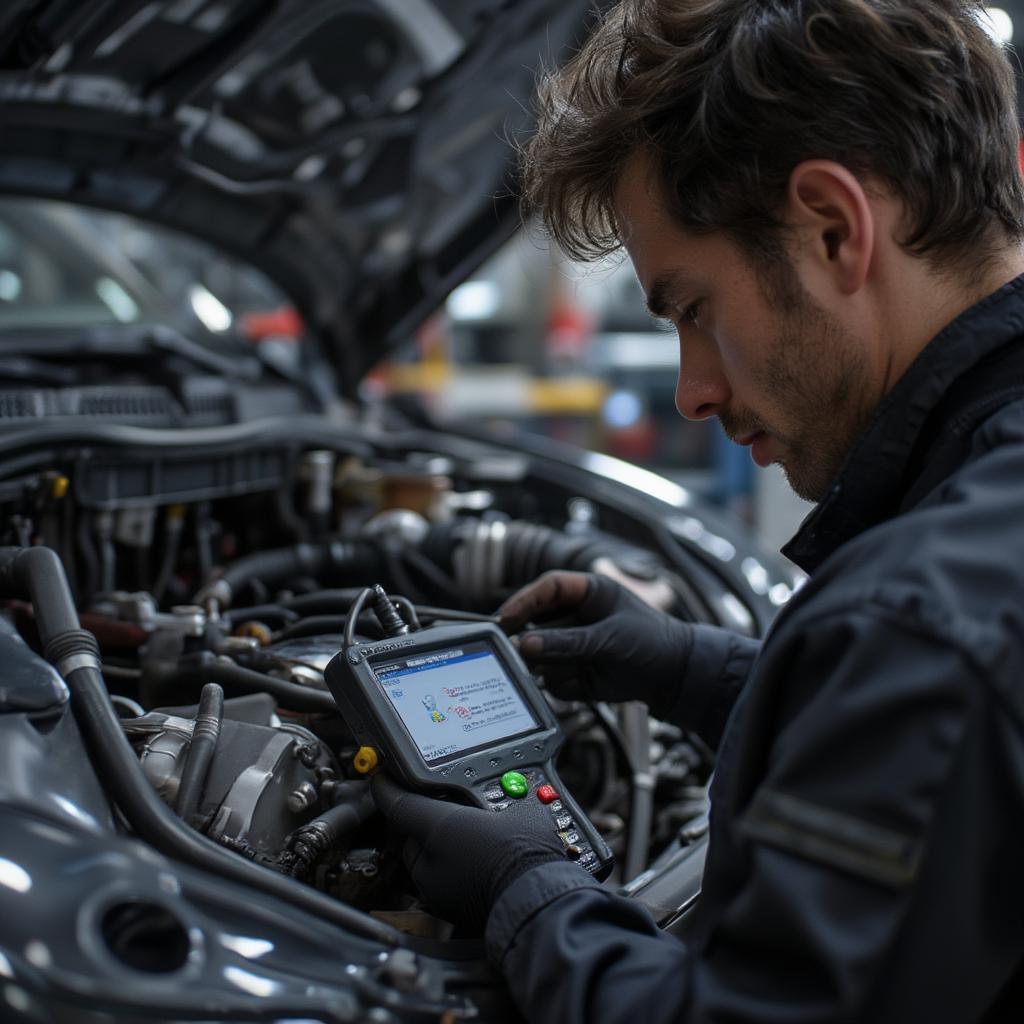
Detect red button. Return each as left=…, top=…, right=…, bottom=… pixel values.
left=537, top=785, right=559, bottom=804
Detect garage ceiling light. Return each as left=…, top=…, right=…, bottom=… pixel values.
left=189, top=283, right=233, bottom=333
left=979, top=6, right=1014, bottom=45
left=446, top=280, right=500, bottom=321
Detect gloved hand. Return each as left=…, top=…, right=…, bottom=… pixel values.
left=498, top=570, right=694, bottom=717
left=371, top=772, right=570, bottom=933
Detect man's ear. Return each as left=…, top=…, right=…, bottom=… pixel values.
left=785, top=160, right=874, bottom=295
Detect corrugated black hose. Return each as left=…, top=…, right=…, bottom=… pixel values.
left=0, top=546, right=401, bottom=947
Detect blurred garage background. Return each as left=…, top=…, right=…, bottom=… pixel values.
left=363, top=4, right=1023, bottom=555
left=5, top=4, right=1019, bottom=558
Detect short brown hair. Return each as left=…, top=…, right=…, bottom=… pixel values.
left=521, top=0, right=1024, bottom=276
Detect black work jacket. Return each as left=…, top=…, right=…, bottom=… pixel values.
left=485, top=274, right=1024, bottom=1022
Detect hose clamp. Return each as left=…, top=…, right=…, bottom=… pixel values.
left=57, top=652, right=102, bottom=677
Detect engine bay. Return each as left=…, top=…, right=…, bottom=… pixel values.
left=0, top=421, right=765, bottom=946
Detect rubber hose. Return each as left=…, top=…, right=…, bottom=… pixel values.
left=198, top=542, right=381, bottom=609
left=621, top=701, right=655, bottom=882
left=314, top=788, right=376, bottom=838
left=70, top=659, right=398, bottom=943
left=174, top=660, right=337, bottom=714
left=175, top=682, right=223, bottom=826
left=222, top=604, right=300, bottom=628
left=0, top=546, right=399, bottom=946
left=280, top=589, right=363, bottom=613
left=287, top=786, right=376, bottom=879
left=278, top=589, right=420, bottom=628
left=0, top=547, right=80, bottom=638
left=274, top=612, right=376, bottom=643
left=273, top=599, right=419, bottom=643
left=420, top=520, right=622, bottom=598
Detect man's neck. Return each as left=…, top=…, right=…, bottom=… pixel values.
left=880, top=243, right=1024, bottom=396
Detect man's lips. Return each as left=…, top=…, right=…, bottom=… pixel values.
left=735, top=430, right=773, bottom=468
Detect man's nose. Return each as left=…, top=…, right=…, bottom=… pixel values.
left=674, top=337, right=731, bottom=420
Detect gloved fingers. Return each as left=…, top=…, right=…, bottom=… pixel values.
left=537, top=665, right=591, bottom=702
left=575, top=572, right=634, bottom=620
left=370, top=772, right=456, bottom=840
left=561, top=573, right=666, bottom=631
left=518, top=624, right=604, bottom=662
left=498, top=570, right=593, bottom=634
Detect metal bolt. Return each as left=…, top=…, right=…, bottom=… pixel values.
left=218, top=635, right=259, bottom=654
left=286, top=782, right=318, bottom=814
left=168, top=605, right=207, bottom=637
left=289, top=665, right=323, bottom=688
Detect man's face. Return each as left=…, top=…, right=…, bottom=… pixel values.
left=614, top=159, right=876, bottom=503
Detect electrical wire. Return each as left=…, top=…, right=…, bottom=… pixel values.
left=412, top=605, right=499, bottom=624
left=343, top=587, right=374, bottom=649
left=101, top=663, right=143, bottom=681
left=109, top=694, right=145, bottom=717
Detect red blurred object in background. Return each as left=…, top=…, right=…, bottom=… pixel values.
left=545, top=295, right=593, bottom=365
left=243, top=306, right=304, bottom=342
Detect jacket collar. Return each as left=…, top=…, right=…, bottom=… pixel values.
left=782, top=272, right=1024, bottom=574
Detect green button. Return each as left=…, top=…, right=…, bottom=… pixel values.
left=500, top=771, right=529, bottom=798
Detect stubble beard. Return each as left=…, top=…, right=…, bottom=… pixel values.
left=722, top=287, right=874, bottom=504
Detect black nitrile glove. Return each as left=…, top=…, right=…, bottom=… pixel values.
left=498, top=570, right=693, bottom=717
left=371, top=772, right=570, bottom=933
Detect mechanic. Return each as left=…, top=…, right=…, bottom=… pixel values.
left=372, top=1, right=1024, bottom=1020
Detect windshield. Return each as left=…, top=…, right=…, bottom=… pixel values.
left=0, top=198, right=292, bottom=343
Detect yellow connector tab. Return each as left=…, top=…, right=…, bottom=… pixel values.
left=353, top=746, right=379, bottom=774
left=50, top=475, right=70, bottom=500
left=233, top=621, right=272, bottom=645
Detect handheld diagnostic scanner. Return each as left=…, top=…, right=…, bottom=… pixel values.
left=324, top=590, right=613, bottom=880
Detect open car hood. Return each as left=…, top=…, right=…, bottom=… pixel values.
left=0, top=0, right=600, bottom=395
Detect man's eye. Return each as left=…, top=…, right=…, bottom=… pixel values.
left=677, top=300, right=703, bottom=327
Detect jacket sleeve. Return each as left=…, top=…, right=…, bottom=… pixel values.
left=660, top=623, right=761, bottom=750
left=485, top=603, right=980, bottom=1024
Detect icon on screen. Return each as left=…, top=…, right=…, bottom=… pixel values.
left=422, top=693, right=446, bottom=723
